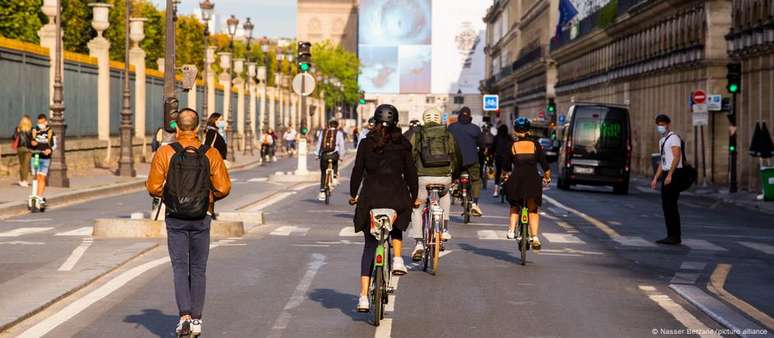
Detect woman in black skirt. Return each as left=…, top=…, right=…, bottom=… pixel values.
left=349, top=104, right=418, bottom=312
left=503, top=117, right=551, bottom=250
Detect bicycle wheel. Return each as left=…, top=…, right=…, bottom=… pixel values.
left=463, top=198, right=471, bottom=224
left=324, top=189, right=330, bottom=205
left=372, top=266, right=383, bottom=326
left=422, top=210, right=430, bottom=272
left=519, top=224, right=529, bottom=266
left=431, top=229, right=441, bottom=275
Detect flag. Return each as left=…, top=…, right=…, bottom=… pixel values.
left=555, top=0, right=579, bottom=37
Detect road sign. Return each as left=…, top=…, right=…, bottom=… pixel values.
left=538, top=111, right=545, bottom=120
left=441, top=113, right=449, bottom=124
left=692, top=103, right=708, bottom=126
left=558, top=114, right=566, bottom=124
left=692, top=90, right=706, bottom=104
left=483, top=95, right=499, bottom=111
left=292, top=73, right=316, bottom=96
left=707, top=94, right=722, bottom=111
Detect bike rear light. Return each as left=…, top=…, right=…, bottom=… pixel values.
left=376, top=255, right=383, bottom=265
left=460, top=177, right=469, bottom=184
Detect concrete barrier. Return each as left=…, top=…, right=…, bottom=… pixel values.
left=93, top=218, right=247, bottom=238
left=216, top=211, right=264, bottom=231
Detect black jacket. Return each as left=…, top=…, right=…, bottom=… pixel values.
left=204, top=127, right=228, bottom=160
left=492, top=133, right=514, bottom=160
left=350, top=135, right=418, bottom=232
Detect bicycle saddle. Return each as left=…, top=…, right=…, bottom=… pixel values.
left=370, top=209, right=397, bottom=223
left=425, top=184, right=448, bottom=197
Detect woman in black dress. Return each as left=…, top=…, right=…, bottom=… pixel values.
left=203, top=113, right=227, bottom=160
left=491, top=124, right=513, bottom=197
left=503, top=117, right=551, bottom=250
left=349, top=104, right=418, bottom=312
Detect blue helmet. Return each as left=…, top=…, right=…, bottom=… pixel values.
left=513, top=116, right=530, bottom=133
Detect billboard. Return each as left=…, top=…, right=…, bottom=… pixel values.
left=358, top=0, right=486, bottom=95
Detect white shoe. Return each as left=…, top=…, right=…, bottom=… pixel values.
left=492, top=190, right=498, bottom=198
left=190, top=319, right=202, bottom=336
left=392, top=257, right=407, bottom=275
left=442, top=230, right=452, bottom=241
left=357, top=295, right=369, bottom=312
left=318, top=191, right=326, bottom=201
left=506, top=229, right=516, bottom=240
left=531, top=236, right=542, bottom=250
left=333, top=178, right=339, bottom=186
left=411, top=242, right=424, bottom=262
left=19, top=181, right=29, bottom=187
left=471, top=203, right=483, bottom=216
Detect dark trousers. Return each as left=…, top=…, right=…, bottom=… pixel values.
left=494, top=156, right=505, bottom=186
left=361, top=228, right=403, bottom=276
left=660, top=176, right=681, bottom=240
left=166, top=216, right=211, bottom=319
left=319, top=152, right=340, bottom=189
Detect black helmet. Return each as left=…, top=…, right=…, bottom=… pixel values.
left=409, top=119, right=421, bottom=127
left=374, top=104, right=399, bottom=125
left=513, top=116, right=530, bottom=133
left=328, top=119, right=339, bottom=128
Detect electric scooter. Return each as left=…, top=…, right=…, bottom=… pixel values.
left=27, top=151, right=46, bottom=213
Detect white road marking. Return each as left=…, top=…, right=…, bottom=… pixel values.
left=670, top=272, right=700, bottom=284
left=247, top=177, right=268, bottom=182
left=542, top=232, right=585, bottom=244
left=54, top=226, right=93, bottom=237
left=477, top=230, right=507, bottom=240
left=57, top=239, right=94, bottom=271
left=738, top=241, right=774, bottom=255
left=612, top=236, right=657, bottom=247
left=439, top=249, right=454, bottom=258
left=0, top=227, right=54, bottom=237
left=682, top=239, right=727, bottom=252
left=376, top=274, right=401, bottom=338
left=0, top=240, right=45, bottom=245
left=539, top=248, right=604, bottom=255
left=6, top=218, right=53, bottom=223
left=639, top=285, right=722, bottom=338
left=543, top=195, right=620, bottom=238
left=466, top=222, right=506, bottom=227
left=270, top=225, right=310, bottom=236
left=555, top=221, right=579, bottom=233
left=292, top=183, right=319, bottom=191
left=680, top=261, right=707, bottom=270
left=268, top=253, right=325, bottom=338
left=246, top=192, right=295, bottom=211
left=338, top=226, right=358, bottom=237
left=292, top=244, right=331, bottom=247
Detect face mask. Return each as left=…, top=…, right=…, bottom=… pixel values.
left=216, top=120, right=225, bottom=129
left=38, top=123, right=47, bottom=129
left=656, top=125, right=667, bottom=135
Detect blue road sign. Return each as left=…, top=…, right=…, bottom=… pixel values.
left=558, top=114, right=566, bottom=124
left=483, top=95, right=499, bottom=111
left=441, top=113, right=449, bottom=124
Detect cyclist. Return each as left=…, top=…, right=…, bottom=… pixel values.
left=358, top=117, right=375, bottom=145
left=403, top=119, right=422, bottom=141
left=491, top=124, right=513, bottom=198
left=503, top=117, right=551, bottom=250
left=479, top=123, right=495, bottom=189
left=316, top=120, right=345, bottom=201
left=447, top=107, right=484, bottom=216
left=407, top=107, right=461, bottom=261
left=349, top=104, right=418, bottom=312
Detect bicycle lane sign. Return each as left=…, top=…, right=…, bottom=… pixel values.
left=483, top=95, right=499, bottom=111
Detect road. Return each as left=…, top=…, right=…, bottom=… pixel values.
left=2, top=159, right=772, bottom=337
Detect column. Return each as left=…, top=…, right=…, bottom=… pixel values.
left=258, top=83, right=266, bottom=133
left=38, top=1, right=59, bottom=115
left=290, top=94, right=297, bottom=128
left=206, top=46, right=217, bottom=117
left=87, top=3, right=113, bottom=141
left=248, top=64, right=257, bottom=138
left=187, top=82, right=197, bottom=109
left=218, top=52, right=232, bottom=123
left=268, top=87, right=276, bottom=131
left=129, top=18, right=147, bottom=160
left=233, top=58, right=245, bottom=150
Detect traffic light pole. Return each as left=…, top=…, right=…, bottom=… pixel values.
left=729, top=92, right=738, bottom=193
left=162, top=0, right=177, bottom=144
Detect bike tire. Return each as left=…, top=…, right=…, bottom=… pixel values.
left=324, top=189, right=330, bottom=205
left=463, top=199, right=471, bottom=224
left=519, top=224, right=528, bottom=265
left=431, top=231, right=441, bottom=275
left=372, top=266, right=383, bottom=326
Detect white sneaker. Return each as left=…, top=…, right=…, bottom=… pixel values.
left=471, top=203, right=483, bottom=216
left=19, top=181, right=29, bottom=187
left=531, top=236, right=542, bottom=250
left=492, top=190, right=499, bottom=198
left=506, top=229, right=516, bottom=240
left=411, top=242, right=424, bottom=262
left=442, top=230, right=452, bottom=241
left=392, top=257, right=407, bottom=275
left=190, top=319, right=202, bottom=336
left=357, top=295, right=369, bottom=312
left=333, top=178, right=339, bottom=186
left=318, top=191, right=326, bottom=201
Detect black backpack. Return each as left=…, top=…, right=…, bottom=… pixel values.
left=418, top=125, right=452, bottom=167
left=163, top=143, right=211, bottom=220
left=321, top=128, right=337, bottom=153
left=660, top=133, right=697, bottom=192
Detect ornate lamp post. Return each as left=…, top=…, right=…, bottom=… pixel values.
left=48, top=0, right=69, bottom=187
left=225, top=14, right=239, bottom=162
left=199, top=0, right=214, bottom=130
left=118, top=0, right=135, bottom=177
left=242, top=18, right=255, bottom=155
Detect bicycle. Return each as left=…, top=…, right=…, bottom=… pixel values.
left=459, top=173, right=472, bottom=224
left=515, top=199, right=531, bottom=266
left=367, top=208, right=396, bottom=326
left=421, top=184, right=446, bottom=275
left=323, top=158, right=334, bottom=205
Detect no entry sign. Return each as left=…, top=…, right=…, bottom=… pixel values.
left=692, top=90, right=706, bottom=104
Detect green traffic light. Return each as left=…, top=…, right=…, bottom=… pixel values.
left=359, top=98, right=366, bottom=105
left=727, top=83, right=739, bottom=93
left=299, top=63, right=310, bottom=72
left=548, top=106, right=556, bottom=113
left=729, top=145, right=736, bottom=152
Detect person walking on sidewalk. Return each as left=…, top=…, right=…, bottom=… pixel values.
left=146, top=108, right=231, bottom=336
left=12, top=115, right=34, bottom=187
left=284, top=126, right=298, bottom=157
left=30, top=114, right=56, bottom=201
left=448, top=107, right=484, bottom=216
left=407, top=107, right=461, bottom=261
left=316, top=120, right=345, bottom=201
left=651, top=114, right=683, bottom=245
left=203, top=113, right=227, bottom=160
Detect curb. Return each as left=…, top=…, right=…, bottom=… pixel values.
left=93, top=218, right=248, bottom=238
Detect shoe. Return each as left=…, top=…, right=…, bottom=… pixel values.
left=492, top=190, right=499, bottom=198
left=531, top=236, right=542, bottom=250
left=357, top=295, right=369, bottom=312
left=190, top=319, right=203, bottom=336
left=318, top=191, right=326, bottom=201
left=333, top=178, right=339, bottom=186
left=411, top=242, right=424, bottom=262
left=19, top=181, right=29, bottom=187
left=176, top=318, right=191, bottom=336
left=392, top=257, right=407, bottom=275
left=471, top=203, right=483, bottom=216
left=655, top=237, right=682, bottom=245
left=506, top=229, right=516, bottom=240
left=442, top=230, right=452, bottom=241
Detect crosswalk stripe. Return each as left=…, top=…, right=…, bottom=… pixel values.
left=477, top=230, right=506, bottom=240
left=542, top=232, right=585, bottom=244
left=682, top=239, right=727, bottom=252
left=612, top=236, right=657, bottom=247
left=55, top=226, right=93, bottom=237
left=737, top=241, right=774, bottom=255
left=270, top=225, right=310, bottom=236
left=248, top=177, right=268, bottom=182
left=338, top=227, right=358, bottom=237
left=0, top=227, right=54, bottom=237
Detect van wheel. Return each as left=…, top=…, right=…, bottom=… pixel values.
left=613, top=181, right=629, bottom=195
left=558, top=177, right=570, bottom=190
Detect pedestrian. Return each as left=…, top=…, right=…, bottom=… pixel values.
left=269, top=128, right=279, bottom=161
left=30, top=114, right=56, bottom=203
left=284, top=126, right=298, bottom=157
left=358, top=118, right=375, bottom=146
left=203, top=113, right=227, bottom=160
left=352, top=126, right=359, bottom=149
left=12, top=115, right=33, bottom=187
left=316, top=120, right=345, bottom=201
left=407, top=107, right=461, bottom=261
left=447, top=106, right=484, bottom=216
left=491, top=124, right=513, bottom=197
left=651, top=114, right=683, bottom=245
left=479, top=123, right=495, bottom=189
left=260, top=128, right=274, bottom=163
left=349, top=104, right=418, bottom=312
left=403, top=119, right=421, bottom=141
left=146, top=108, right=231, bottom=337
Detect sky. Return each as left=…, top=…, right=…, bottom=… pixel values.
left=151, top=0, right=297, bottom=38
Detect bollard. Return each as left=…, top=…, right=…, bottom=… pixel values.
left=296, top=138, right=310, bottom=175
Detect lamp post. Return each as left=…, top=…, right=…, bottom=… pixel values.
left=199, top=0, right=214, bottom=131
left=242, top=18, right=255, bottom=155
left=48, top=0, right=69, bottom=187
left=118, top=0, right=135, bottom=177
left=260, top=38, right=270, bottom=131
left=225, top=14, right=238, bottom=162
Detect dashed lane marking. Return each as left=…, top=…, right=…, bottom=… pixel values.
left=247, top=177, right=268, bottom=182
left=682, top=239, right=727, bottom=252
left=57, top=238, right=93, bottom=271
left=0, top=227, right=54, bottom=237
left=268, top=253, right=326, bottom=338
left=477, top=230, right=506, bottom=240
left=612, top=236, right=657, bottom=247
left=639, top=285, right=722, bottom=338
left=54, top=226, right=93, bottom=237
left=6, top=218, right=53, bottom=223
left=670, top=272, right=700, bottom=284
left=245, top=192, right=295, bottom=211
left=542, top=195, right=620, bottom=238
left=737, top=241, right=774, bottom=255
left=270, top=225, right=310, bottom=236
left=680, top=261, right=707, bottom=271
left=0, top=240, right=45, bottom=245
left=542, top=232, right=585, bottom=244
left=338, top=226, right=358, bottom=237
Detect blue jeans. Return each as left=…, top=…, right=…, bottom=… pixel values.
left=166, top=216, right=211, bottom=319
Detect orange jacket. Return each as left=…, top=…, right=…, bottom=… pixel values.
left=146, top=131, right=231, bottom=208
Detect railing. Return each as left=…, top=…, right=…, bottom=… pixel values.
left=550, top=0, right=649, bottom=52
left=726, top=0, right=774, bottom=56
left=512, top=45, right=544, bottom=71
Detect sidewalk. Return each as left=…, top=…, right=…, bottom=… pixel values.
left=0, top=152, right=266, bottom=219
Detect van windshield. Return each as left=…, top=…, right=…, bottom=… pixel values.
left=572, top=107, right=627, bottom=151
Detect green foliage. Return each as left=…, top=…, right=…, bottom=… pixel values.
left=311, top=40, right=361, bottom=108
left=596, top=0, right=618, bottom=29
left=175, top=15, right=204, bottom=71
left=104, top=0, right=127, bottom=62
left=61, top=0, right=94, bottom=53
left=0, top=0, right=44, bottom=43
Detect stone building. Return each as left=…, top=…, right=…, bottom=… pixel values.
left=482, top=0, right=774, bottom=193
left=296, top=0, right=358, bottom=53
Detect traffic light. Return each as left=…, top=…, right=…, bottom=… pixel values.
left=547, top=98, right=556, bottom=114
left=297, top=41, right=311, bottom=72
left=358, top=91, right=366, bottom=105
left=301, top=126, right=309, bottom=135
left=163, top=97, right=179, bottom=133
left=726, top=63, right=741, bottom=94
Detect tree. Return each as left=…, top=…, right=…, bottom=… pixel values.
left=175, top=15, right=204, bottom=71
left=311, top=40, right=361, bottom=109
left=0, top=0, right=44, bottom=43
left=61, top=0, right=94, bottom=54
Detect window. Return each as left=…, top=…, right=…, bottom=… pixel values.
left=426, top=96, right=436, bottom=104
left=454, top=96, right=465, bottom=104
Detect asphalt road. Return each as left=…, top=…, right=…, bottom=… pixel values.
left=3, top=158, right=772, bottom=337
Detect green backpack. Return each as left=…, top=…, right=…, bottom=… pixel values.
left=418, top=125, right=452, bottom=167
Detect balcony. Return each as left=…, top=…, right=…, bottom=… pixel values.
left=512, top=45, right=544, bottom=71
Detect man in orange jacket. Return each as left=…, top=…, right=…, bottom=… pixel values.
left=146, top=108, right=231, bottom=336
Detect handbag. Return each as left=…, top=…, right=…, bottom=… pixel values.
left=660, top=133, right=697, bottom=192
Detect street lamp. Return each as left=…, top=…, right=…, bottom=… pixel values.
left=242, top=17, right=254, bottom=155
left=118, top=0, right=135, bottom=177
left=48, top=0, right=69, bottom=187
left=224, top=14, right=239, bottom=162
left=199, top=0, right=214, bottom=131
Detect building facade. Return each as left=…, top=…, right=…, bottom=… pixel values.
left=296, top=0, right=358, bottom=53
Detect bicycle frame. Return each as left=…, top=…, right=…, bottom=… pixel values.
left=460, top=173, right=472, bottom=223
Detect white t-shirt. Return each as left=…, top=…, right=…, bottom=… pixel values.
left=284, top=130, right=297, bottom=141
left=659, top=132, right=683, bottom=171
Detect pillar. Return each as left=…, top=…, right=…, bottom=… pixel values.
left=233, top=58, right=245, bottom=150
left=129, top=18, right=147, bottom=162
left=258, top=83, right=266, bottom=133
left=187, top=82, right=197, bottom=110
left=206, top=46, right=217, bottom=117
left=218, top=52, right=232, bottom=123
left=87, top=3, right=113, bottom=141
left=268, top=87, right=276, bottom=131
left=38, top=1, right=60, bottom=115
